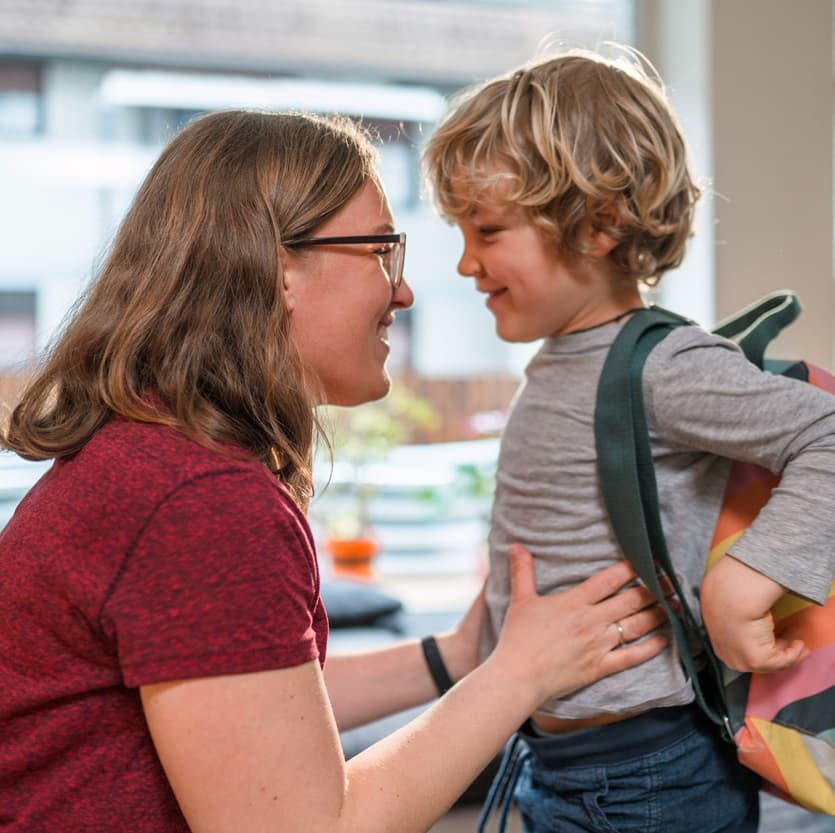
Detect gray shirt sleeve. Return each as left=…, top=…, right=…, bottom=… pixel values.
left=644, top=327, right=835, bottom=603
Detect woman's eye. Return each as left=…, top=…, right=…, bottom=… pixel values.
left=478, top=227, right=502, bottom=237
left=374, top=245, right=393, bottom=257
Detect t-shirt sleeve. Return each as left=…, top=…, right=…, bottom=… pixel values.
left=644, top=327, right=835, bottom=603
left=102, top=468, right=323, bottom=687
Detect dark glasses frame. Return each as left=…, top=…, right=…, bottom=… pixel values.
left=283, top=233, right=406, bottom=290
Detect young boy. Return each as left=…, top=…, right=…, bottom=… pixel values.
left=423, top=50, right=835, bottom=833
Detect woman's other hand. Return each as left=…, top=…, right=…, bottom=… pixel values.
left=434, top=580, right=487, bottom=684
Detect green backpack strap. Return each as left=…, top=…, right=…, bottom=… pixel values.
left=712, top=291, right=800, bottom=369
left=595, top=294, right=806, bottom=734
left=594, top=307, right=731, bottom=731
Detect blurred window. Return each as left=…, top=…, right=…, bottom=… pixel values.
left=0, top=62, right=42, bottom=136
left=0, top=290, right=37, bottom=371
left=386, top=308, right=413, bottom=375
left=376, top=131, right=419, bottom=211
left=133, top=107, right=206, bottom=145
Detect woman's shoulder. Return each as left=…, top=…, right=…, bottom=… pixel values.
left=77, top=417, right=290, bottom=513
left=96, top=417, right=260, bottom=469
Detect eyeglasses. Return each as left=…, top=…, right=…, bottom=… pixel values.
left=283, top=233, right=406, bottom=290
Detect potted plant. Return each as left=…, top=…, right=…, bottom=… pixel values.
left=314, top=385, right=439, bottom=581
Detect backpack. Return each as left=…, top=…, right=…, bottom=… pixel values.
left=594, top=291, right=835, bottom=815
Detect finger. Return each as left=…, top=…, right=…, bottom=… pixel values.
left=507, top=544, right=536, bottom=604
left=599, top=634, right=668, bottom=676
left=778, top=639, right=811, bottom=665
left=745, top=639, right=809, bottom=674
left=618, top=605, right=667, bottom=642
left=595, top=583, right=660, bottom=623
left=657, top=575, right=679, bottom=599
left=571, top=560, right=639, bottom=604
left=720, top=636, right=807, bottom=673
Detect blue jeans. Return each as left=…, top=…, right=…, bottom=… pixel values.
left=481, top=705, right=760, bottom=833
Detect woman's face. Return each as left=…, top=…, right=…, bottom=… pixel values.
left=283, top=181, right=414, bottom=406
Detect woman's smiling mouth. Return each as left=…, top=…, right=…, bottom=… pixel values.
left=485, top=287, right=508, bottom=309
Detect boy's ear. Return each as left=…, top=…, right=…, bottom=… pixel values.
left=585, top=204, right=621, bottom=259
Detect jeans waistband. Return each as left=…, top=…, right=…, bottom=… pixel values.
left=520, top=703, right=709, bottom=767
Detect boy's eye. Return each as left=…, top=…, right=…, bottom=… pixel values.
left=374, top=244, right=394, bottom=257
left=478, top=227, right=502, bottom=237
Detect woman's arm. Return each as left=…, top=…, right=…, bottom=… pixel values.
left=142, top=549, right=666, bottom=833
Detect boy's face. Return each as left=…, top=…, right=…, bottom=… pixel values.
left=454, top=200, right=629, bottom=342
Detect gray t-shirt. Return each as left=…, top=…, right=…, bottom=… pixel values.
left=483, top=319, right=835, bottom=719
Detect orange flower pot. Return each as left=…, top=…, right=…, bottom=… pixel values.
left=325, top=536, right=380, bottom=582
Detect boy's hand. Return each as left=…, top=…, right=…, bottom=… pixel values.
left=701, top=556, right=809, bottom=673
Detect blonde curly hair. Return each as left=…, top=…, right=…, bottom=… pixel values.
left=422, top=48, right=701, bottom=284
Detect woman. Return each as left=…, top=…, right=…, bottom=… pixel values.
left=0, top=110, right=666, bottom=833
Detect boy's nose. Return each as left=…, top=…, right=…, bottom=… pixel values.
left=457, top=247, right=480, bottom=278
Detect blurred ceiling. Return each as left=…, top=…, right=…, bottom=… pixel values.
left=0, top=0, right=632, bottom=86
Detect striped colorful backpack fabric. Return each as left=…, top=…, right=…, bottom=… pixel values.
left=595, top=291, right=835, bottom=815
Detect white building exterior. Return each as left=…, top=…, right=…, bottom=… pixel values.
left=0, top=0, right=633, bottom=378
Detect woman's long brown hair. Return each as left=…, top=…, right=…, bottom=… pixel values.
left=2, top=110, right=378, bottom=509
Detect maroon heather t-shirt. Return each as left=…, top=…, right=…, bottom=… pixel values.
left=0, top=418, right=328, bottom=832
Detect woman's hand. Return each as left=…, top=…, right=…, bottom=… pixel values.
left=488, top=544, right=668, bottom=707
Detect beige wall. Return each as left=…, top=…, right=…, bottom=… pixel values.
left=713, top=0, right=833, bottom=367
left=640, top=0, right=834, bottom=367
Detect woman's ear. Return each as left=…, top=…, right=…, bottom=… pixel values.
left=585, top=204, right=621, bottom=259
left=279, top=246, right=300, bottom=313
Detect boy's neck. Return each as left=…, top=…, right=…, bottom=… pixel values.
left=556, top=276, right=645, bottom=336
left=560, top=305, right=645, bottom=337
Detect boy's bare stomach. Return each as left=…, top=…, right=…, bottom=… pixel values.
left=532, top=709, right=644, bottom=733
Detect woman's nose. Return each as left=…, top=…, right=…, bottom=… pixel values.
left=392, top=276, right=415, bottom=310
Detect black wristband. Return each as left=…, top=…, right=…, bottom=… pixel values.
left=421, top=635, right=455, bottom=696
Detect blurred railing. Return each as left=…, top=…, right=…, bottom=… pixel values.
left=394, top=373, right=519, bottom=444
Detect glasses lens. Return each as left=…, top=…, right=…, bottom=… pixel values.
left=382, top=246, right=394, bottom=282
left=389, top=238, right=404, bottom=289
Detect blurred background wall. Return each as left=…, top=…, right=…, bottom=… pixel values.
left=0, top=0, right=832, bottom=438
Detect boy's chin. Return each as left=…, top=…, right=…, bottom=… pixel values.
left=494, top=321, right=546, bottom=344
